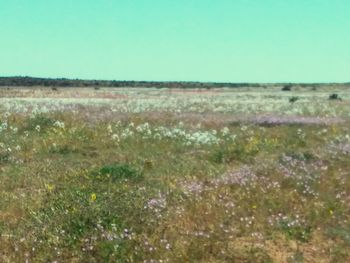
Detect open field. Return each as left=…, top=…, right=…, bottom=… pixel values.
left=0, top=86, right=349, bottom=262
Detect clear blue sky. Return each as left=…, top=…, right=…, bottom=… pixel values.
left=1, top=0, right=349, bottom=82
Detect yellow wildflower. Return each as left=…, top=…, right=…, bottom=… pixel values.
left=90, top=193, right=97, bottom=202
left=46, top=184, right=54, bottom=192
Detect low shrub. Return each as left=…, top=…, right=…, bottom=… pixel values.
left=329, top=93, right=342, bottom=100
left=282, top=85, right=292, bottom=91
left=93, top=164, right=142, bottom=182
left=289, top=96, right=299, bottom=103
left=26, top=114, right=55, bottom=131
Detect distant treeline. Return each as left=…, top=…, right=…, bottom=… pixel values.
left=0, top=76, right=349, bottom=88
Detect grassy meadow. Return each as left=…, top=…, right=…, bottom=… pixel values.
left=0, top=86, right=349, bottom=262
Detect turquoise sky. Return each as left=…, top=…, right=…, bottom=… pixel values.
left=1, top=0, right=349, bottom=82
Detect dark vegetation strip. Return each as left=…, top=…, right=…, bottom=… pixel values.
left=1, top=76, right=350, bottom=88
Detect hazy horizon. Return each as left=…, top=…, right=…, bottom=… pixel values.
left=1, top=1, right=349, bottom=83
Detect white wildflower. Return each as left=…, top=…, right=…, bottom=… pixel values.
left=53, top=121, right=65, bottom=129
left=107, top=124, right=113, bottom=134
left=221, top=127, right=230, bottom=136
left=111, top=134, right=120, bottom=141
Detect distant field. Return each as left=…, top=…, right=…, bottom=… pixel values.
left=0, top=87, right=349, bottom=262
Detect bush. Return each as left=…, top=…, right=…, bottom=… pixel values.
left=282, top=85, right=292, bottom=91
left=329, top=93, right=342, bottom=100
left=289, top=96, right=299, bottom=103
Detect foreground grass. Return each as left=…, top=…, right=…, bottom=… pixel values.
left=0, top=109, right=349, bottom=262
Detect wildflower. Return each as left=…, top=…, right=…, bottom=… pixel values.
left=46, top=184, right=54, bottom=192
left=214, top=165, right=257, bottom=187
left=153, top=133, right=161, bottom=140
left=111, top=134, right=120, bottom=141
left=146, top=195, right=167, bottom=211
left=221, top=127, right=230, bottom=136
left=107, top=124, right=113, bottom=134
left=182, top=181, right=204, bottom=196
left=53, top=121, right=65, bottom=129
left=4, top=112, right=11, bottom=118
left=90, top=193, right=97, bottom=202
left=121, top=128, right=134, bottom=139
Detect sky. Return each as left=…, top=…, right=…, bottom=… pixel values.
left=0, top=0, right=349, bottom=83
